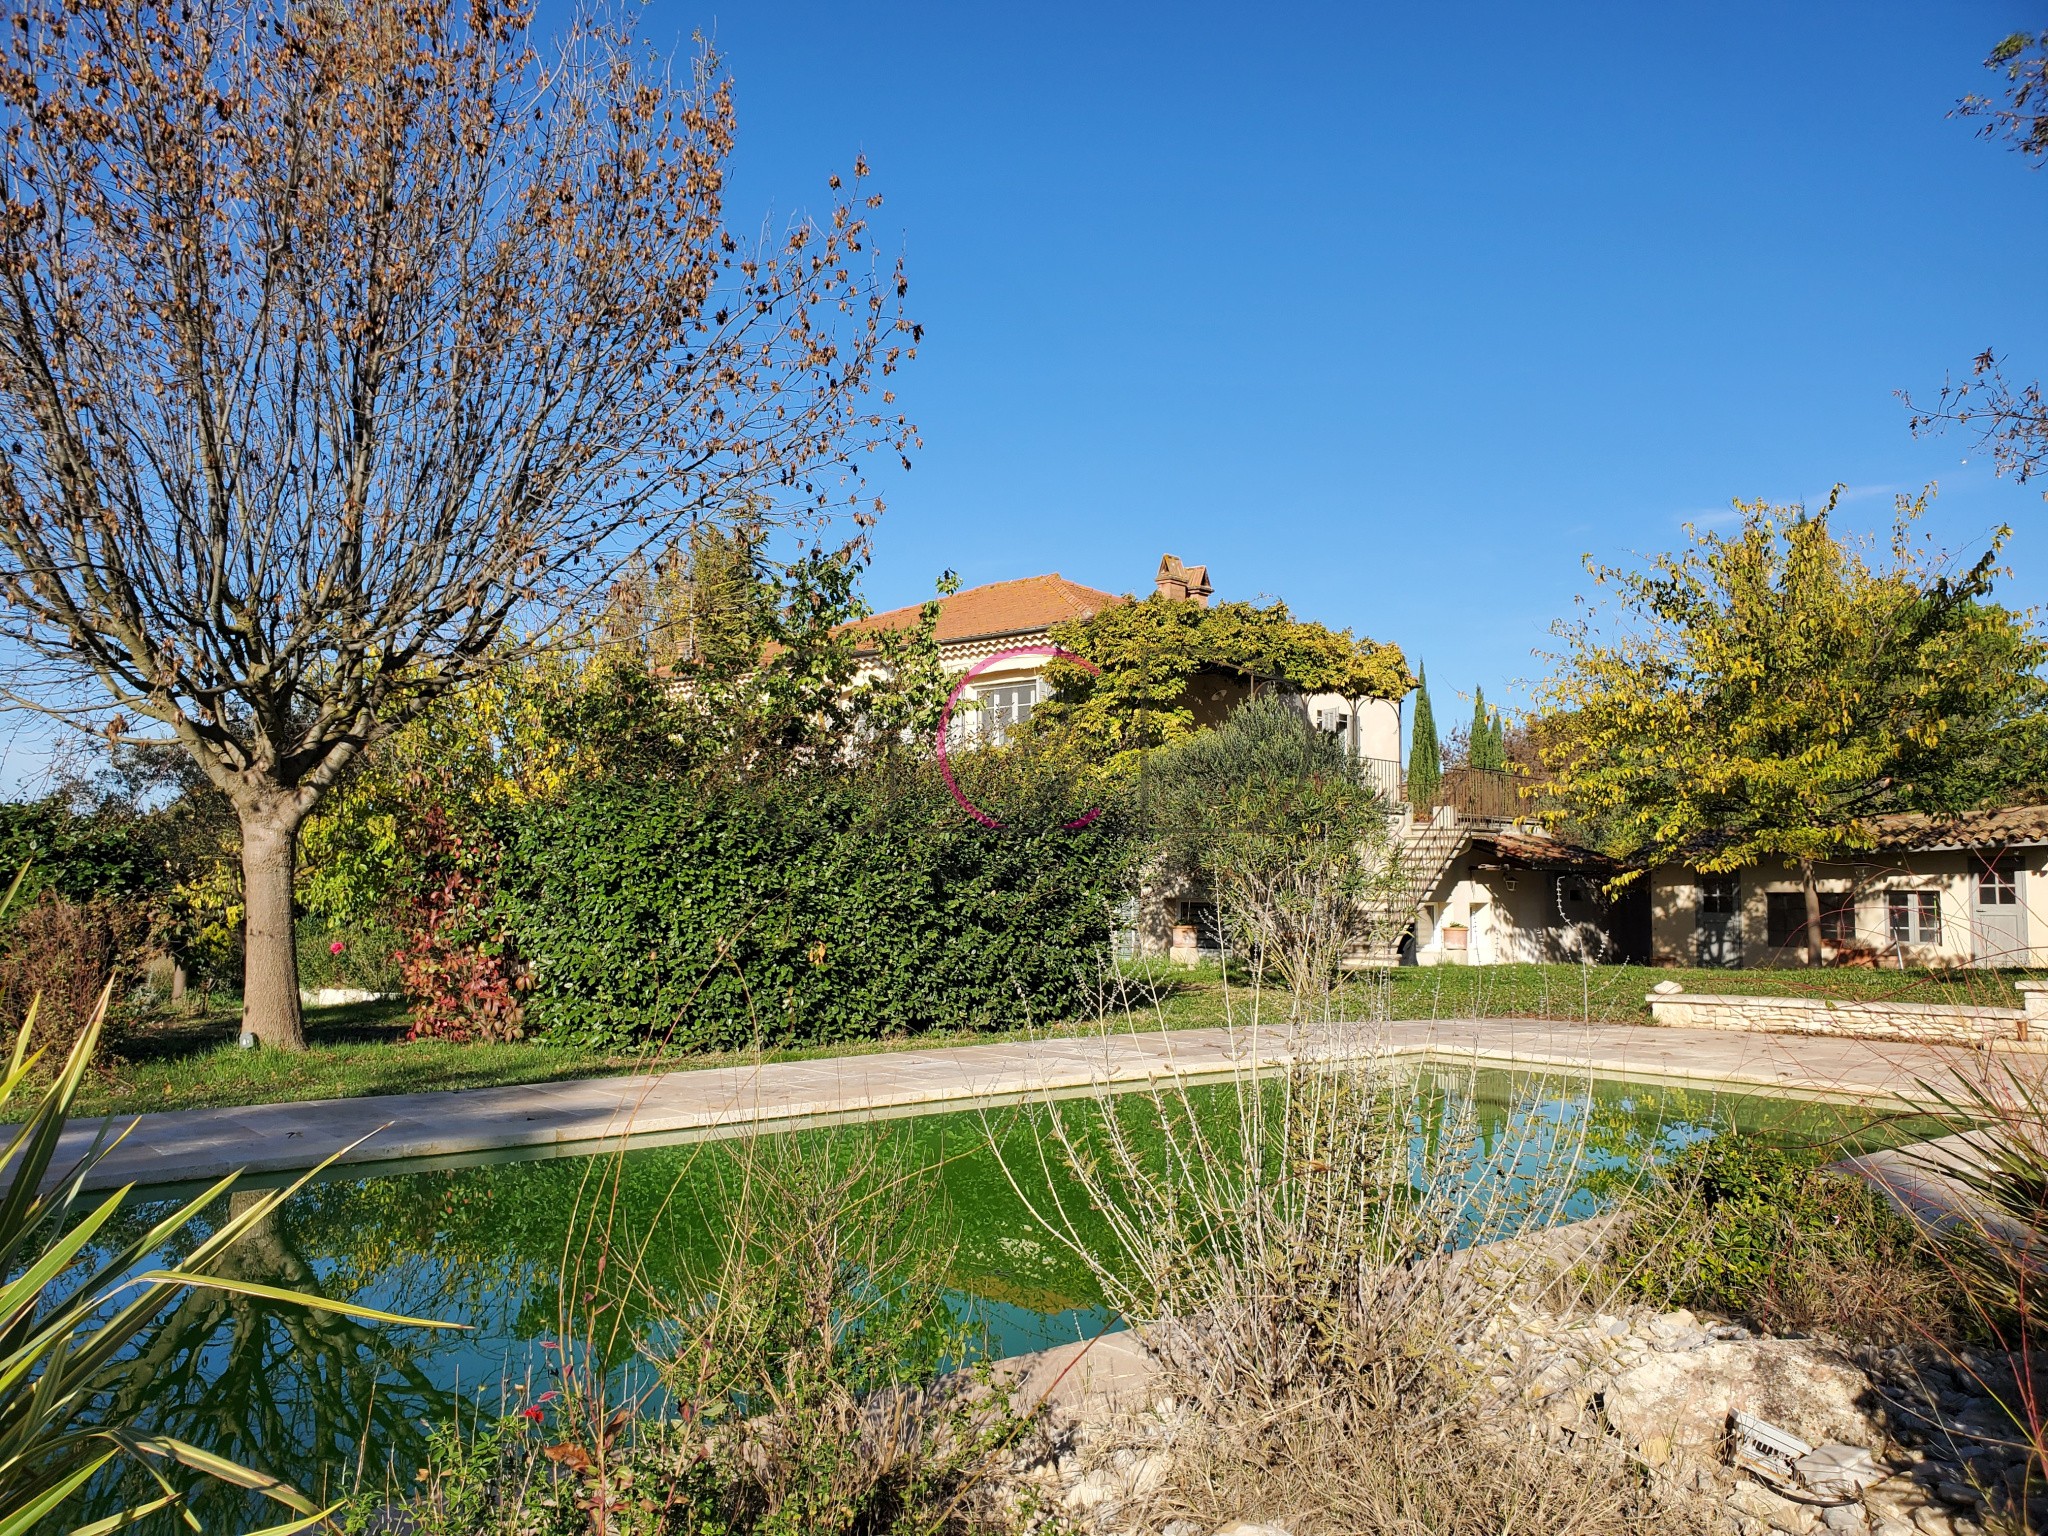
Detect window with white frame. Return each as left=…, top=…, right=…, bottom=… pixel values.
left=1887, top=890, right=1941, bottom=945
left=976, top=680, right=1037, bottom=745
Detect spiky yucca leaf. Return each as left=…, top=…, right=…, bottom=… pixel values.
left=0, top=867, right=464, bottom=1534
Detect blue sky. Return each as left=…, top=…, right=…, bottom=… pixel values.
left=675, top=0, right=2048, bottom=739
left=3, top=0, right=2042, bottom=789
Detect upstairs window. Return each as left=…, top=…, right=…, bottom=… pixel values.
left=976, top=681, right=1037, bottom=745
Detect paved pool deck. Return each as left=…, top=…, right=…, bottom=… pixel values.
left=42, top=1015, right=2036, bottom=1194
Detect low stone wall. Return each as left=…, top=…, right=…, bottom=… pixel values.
left=1645, top=980, right=2048, bottom=1045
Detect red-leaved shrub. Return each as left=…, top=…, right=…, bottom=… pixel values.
left=393, top=806, right=525, bottom=1042
left=0, top=891, right=149, bottom=1058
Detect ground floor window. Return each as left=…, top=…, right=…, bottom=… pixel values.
left=1111, top=896, right=1140, bottom=959
left=1699, top=878, right=1738, bottom=916
left=1887, top=890, right=1941, bottom=945
left=1177, top=899, right=1223, bottom=949
left=1977, top=855, right=2020, bottom=906
left=1766, top=891, right=1855, bottom=948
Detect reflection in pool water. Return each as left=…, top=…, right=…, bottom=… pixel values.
left=58, top=1065, right=1929, bottom=1529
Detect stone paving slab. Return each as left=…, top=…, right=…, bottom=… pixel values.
left=31, top=1017, right=2021, bottom=1193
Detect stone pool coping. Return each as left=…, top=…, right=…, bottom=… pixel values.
left=28, top=1015, right=2021, bottom=1195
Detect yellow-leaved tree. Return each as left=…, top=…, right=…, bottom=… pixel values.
left=1536, top=488, right=2048, bottom=965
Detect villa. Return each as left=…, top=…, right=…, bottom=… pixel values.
left=1399, top=802, right=2048, bottom=971
left=848, top=553, right=1404, bottom=759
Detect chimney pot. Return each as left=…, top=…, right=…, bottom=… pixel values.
left=1156, top=553, right=1213, bottom=607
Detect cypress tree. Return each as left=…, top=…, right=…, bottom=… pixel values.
left=1469, top=686, right=1495, bottom=770
left=1408, top=666, right=1442, bottom=808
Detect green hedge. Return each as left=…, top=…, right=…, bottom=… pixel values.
left=494, top=759, right=1137, bottom=1049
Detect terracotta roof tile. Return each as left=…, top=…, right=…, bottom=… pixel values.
left=1483, top=830, right=1616, bottom=872
left=1867, top=802, right=2048, bottom=851
left=847, top=573, right=1125, bottom=651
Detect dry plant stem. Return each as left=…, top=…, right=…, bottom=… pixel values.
left=1894, top=1058, right=2048, bottom=1479
left=534, top=1105, right=1018, bottom=1534
left=993, top=964, right=1673, bottom=1535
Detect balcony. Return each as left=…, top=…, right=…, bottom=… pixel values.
left=1356, top=760, right=1532, bottom=826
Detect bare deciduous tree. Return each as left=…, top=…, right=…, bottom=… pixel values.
left=0, top=0, right=917, bottom=1047
left=1907, top=28, right=2047, bottom=495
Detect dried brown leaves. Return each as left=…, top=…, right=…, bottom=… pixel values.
left=0, top=0, right=916, bottom=809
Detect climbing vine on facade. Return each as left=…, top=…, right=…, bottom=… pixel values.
left=1037, top=595, right=1413, bottom=766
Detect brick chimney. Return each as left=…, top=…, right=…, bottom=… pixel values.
left=1155, top=553, right=1213, bottom=606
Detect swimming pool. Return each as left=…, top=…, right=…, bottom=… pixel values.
left=54, top=1062, right=1933, bottom=1530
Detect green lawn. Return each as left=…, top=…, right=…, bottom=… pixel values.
left=73, top=960, right=2038, bottom=1119
left=79, top=977, right=1235, bottom=1118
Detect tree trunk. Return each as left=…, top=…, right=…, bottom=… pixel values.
left=239, top=800, right=309, bottom=1051
left=1800, top=857, right=1825, bottom=969
left=169, top=957, right=187, bottom=1005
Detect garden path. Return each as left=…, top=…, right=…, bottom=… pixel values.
left=42, top=1016, right=2022, bottom=1193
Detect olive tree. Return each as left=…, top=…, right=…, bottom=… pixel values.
left=1144, top=696, right=1398, bottom=1018
left=0, top=0, right=915, bottom=1045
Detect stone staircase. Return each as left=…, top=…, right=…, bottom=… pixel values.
left=1345, top=809, right=1479, bottom=969
left=1330, top=766, right=1535, bottom=968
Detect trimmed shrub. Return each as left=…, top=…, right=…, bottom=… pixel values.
left=495, top=756, right=1137, bottom=1050
left=0, top=797, right=166, bottom=903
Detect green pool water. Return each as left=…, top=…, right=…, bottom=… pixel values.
left=57, top=1064, right=1935, bottom=1529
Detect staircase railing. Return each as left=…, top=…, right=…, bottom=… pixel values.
left=1431, top=767, right=1527, bottom=824
left=1358, top=759, right=1537, bottom=826
left=1358, top=755, right=1403, bottom=804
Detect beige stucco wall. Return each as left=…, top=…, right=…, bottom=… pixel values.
left=1412, top=863, right=1610, bottom=966
left=1648, top=867, right=1696, bottom=964
left=1648, top=848, right=2047, bottom=968
left=1355, top=696, right=1402, bottom=763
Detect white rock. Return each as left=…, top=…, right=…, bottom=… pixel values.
left=1062, top=1468, right=1118, bottom=1510
left=1213, top=1525, right=1294, bottom=1536
left=1730, top=1482, right=1801, bottom=1522
left=1122, top=1450, right=1170, bottom=1496
left=1796, top=1443, right=1885, bottom=1499
left=1604, top=1340, right=1883, bottom=1459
